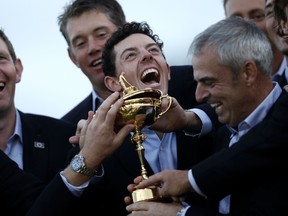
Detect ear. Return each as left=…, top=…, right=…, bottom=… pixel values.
left=104, top=76, right=122, bottom=92
left=242, top=60, right=257, bottom=86
left=14, top=58, right=23, bottom=83
left=166, top=63, right=171, bottom=81
left=68, top=48, right=80, bottom=68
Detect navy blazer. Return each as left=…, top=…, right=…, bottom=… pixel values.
left=1, top=111, right=76, bottom=215
left=19, top=111, right=76, bottom=182
left=0, top=151, right=45, bottom=215
left=187, top=92, right=288, bottom=215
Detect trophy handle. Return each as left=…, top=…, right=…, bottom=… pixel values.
left=154, top=94, right=172, bottom=120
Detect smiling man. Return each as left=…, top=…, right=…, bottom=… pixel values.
left=102, top=23, right=170, bottom=97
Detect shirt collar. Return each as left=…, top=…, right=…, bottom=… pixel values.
left=227, top=83, right=282, bottom=135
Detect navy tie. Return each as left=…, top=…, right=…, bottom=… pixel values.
left=94, top=98, right=101, bottom=112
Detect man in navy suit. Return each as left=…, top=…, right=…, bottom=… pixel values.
left=126, top=17, right=288, bottom=216
left=58, top=0, right=126, bottom=124
left=0, top=28, right=76, bottom=214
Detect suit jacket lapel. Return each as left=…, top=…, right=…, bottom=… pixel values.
left=20, top=112, right=49, bottom=180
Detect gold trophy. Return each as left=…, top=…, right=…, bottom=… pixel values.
left=117, top=72, right=172, bottom=203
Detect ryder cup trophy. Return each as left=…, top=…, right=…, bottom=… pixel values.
left=117, top=72, right=172, bottom=203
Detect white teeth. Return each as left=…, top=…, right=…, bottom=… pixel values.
left=141, top=68, right=158, bottom=79
left=0, top=82, right=4, bottom=91
left=92, top=59, right=102, bottom=66
left=210, top=103, right=220, bottom=108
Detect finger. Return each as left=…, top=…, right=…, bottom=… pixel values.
left=114, top=124, right=135, bottom=146
left=76, top=113, right=93, bottom=149
left=83, top=111, right=94, bottom=130
left=105, top=95, right=123, bottom=124
left=96, top=92, right=120, bottom=121
left=126, top=202, right=148, bottom=212
left=124, top=196, right=133, bottom=205
left=75, top=119, right=86, bottom=136
left=80, top=111, right=93, bottom=138
left=69, top=135, right=79, bottom=145
left=136, top=174, right=161, bottom=189
left=134, top=176, right=143, bottom=184
left=127, top=183, right=136, bottom=193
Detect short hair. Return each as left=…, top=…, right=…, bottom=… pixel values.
left=274, top=0, right=288, bottom=36
left=188, top=17, right=273, bottom=79
left=223, top=0, right=229, bottom=14
left=102, top=21, right=164, bottom=77
left=0, top=28, right=17, bottom=62
left=223, top=0, right=228, bottom=8
left=57, top=0, right=126, bottom=46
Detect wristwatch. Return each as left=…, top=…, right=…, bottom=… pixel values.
left=70, top=154, right=97, bottom=177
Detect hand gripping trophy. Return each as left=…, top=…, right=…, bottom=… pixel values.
left=117, top=72, right=172, bottom=203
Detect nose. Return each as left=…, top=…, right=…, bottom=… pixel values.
left=195, top=83, right=209, bottom=103
left=87, top=37, right=105, bottom=55
left=141, top=50, right=153, bottom=63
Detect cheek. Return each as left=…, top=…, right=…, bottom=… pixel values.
left=77, top=52, right=87, bottom=65
left=72, top=47, right=88, bottom=62
left=266, top=19, right=273, bottom=30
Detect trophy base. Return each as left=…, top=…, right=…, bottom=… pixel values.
left=132, top=186, right=161, bottom=203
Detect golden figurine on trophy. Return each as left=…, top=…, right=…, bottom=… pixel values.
left=116, top=72, right=172, bottom=203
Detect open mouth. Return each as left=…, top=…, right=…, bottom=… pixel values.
left=141, top=68, right=160, bottom=85
left=0, top=82, right=4, bottom=91
left=91, top=59, right=102, bottom=67
left=210, top=102, right=221, bottom=108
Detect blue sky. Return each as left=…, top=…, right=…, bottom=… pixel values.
left=0, top=0, right=224, bottom=118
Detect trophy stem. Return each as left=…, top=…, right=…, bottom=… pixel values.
left=131, top=129, right=161, bottom=203
left=117, top=72, right=171, bottom=203
left=131, top=129, right=148, bottom=180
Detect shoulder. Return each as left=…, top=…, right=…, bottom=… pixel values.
left=19, top=111, right=76, bottom=132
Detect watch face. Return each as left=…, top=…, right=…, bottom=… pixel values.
left=71, top=156, right=83, bottom=171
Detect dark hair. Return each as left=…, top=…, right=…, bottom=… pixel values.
left=102, top=21, right=164, bottom=77
left=223, top=0, right=228, bottom=8
left=0, top=28, right=17, bottom=62
left=58, top=0, right=126, bottom=46
left=274, top=0, right=288, bottom=36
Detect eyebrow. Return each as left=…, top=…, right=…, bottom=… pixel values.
left=230, top=8, right=265, bottom=17
left=120, top=42, right=157, bottom=58
left=71, top=26, right=108, bottom=45
left=265, top=2, right=272, bottom=9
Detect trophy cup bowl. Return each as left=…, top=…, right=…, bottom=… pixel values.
left=116, top=73, right=171, bottom=203
left=117, top=89, right=163, bottom=127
